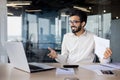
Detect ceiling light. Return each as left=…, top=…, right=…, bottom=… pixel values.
left=7, top=1, right=32, bottom=7
left=25, top=9, right=42, bottom=12
left=73, top=6, right=90, bottom=12
left=103, top=10, right=106, bottom=13
left=11, top=5, right=23, bottom=8
left=7, top=12, right=14, bottom=16
left=116, top=16, right=119, bottom=19
left=88, top=7, right=92, bottom=10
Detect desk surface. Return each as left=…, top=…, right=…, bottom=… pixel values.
left=0, top=63, right=120, bottom=80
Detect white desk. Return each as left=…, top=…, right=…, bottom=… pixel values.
left=0, top=63, right=120, bottom=80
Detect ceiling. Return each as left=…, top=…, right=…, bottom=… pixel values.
left=7, top=0, right=93, bottom=10
left=7, top=0, right=120, bottom=19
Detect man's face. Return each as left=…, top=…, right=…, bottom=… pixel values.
left=69, top=16, right=83, bottom=33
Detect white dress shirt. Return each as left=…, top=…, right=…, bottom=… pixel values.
left=56, top=30, right=110, bottom=64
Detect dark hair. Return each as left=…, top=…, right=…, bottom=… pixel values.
left=67, top=8, right=87, bottom=23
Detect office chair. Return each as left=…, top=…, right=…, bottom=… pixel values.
left=93, top=54, right=100, bottom=63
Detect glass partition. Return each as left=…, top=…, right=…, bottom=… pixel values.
left=7, top=0, right=120, bottom=62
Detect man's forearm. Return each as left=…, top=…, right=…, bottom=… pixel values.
left=55, top=54, right=68, bottom=64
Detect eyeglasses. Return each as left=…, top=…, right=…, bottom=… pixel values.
left=69, top=20, right=80, bottom=24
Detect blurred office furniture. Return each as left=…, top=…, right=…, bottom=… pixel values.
left=1, top=63, right=120, bottom=80
left=24, top=42, right=57, bottom=62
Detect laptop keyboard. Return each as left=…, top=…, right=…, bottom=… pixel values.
left=29, top=64, right=43, bottom=70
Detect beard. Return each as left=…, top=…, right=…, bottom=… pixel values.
left=71, top=25, right=82, bottom=33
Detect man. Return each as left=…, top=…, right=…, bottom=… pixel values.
left=48, top=8, right=112, bottom=64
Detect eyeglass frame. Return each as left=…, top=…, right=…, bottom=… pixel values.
left=69, top=20, right=81, bottom=25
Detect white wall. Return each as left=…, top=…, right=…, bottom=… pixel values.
left=0, top=0, right=8, bottom=63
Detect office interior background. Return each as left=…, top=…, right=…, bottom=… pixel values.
left=0, top=0, right=120, bottom=63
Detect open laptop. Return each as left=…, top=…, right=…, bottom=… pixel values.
left=5, top=42, right=55, bottom=73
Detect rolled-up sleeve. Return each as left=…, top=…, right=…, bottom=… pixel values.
left=55, top=35, right=69, bottom=64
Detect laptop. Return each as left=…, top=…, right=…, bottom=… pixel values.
left=5, top=42, right=55, bottom=73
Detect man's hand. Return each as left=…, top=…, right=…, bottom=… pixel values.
left=47, top=47, right=58, bottom=59
left=104, top=48, right=112, bottom=59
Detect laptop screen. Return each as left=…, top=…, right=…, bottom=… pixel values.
left=5, top=42, right=55, bottom=73
left=5, top=42, right=30, bottom=72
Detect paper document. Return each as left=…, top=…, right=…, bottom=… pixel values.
left=56, top=68, right=75, bottom=75
left=101, top=62, right=120, bottom=69
left=80, top=64, right=115, bottom=75
left=94, top=36, right=110, bottom=59
left=80, top=64, right=115, bottom=71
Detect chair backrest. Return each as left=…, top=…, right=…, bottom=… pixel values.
left=93, top=54, right=100, bottom=63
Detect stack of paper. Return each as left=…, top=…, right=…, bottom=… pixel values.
left=56, top=68, right=75, bottom=75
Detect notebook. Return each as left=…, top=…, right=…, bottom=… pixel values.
left=5, top=42, right=55, bottom=73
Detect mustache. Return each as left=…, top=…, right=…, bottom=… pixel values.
left=71, top=26, right=77, bottom=28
